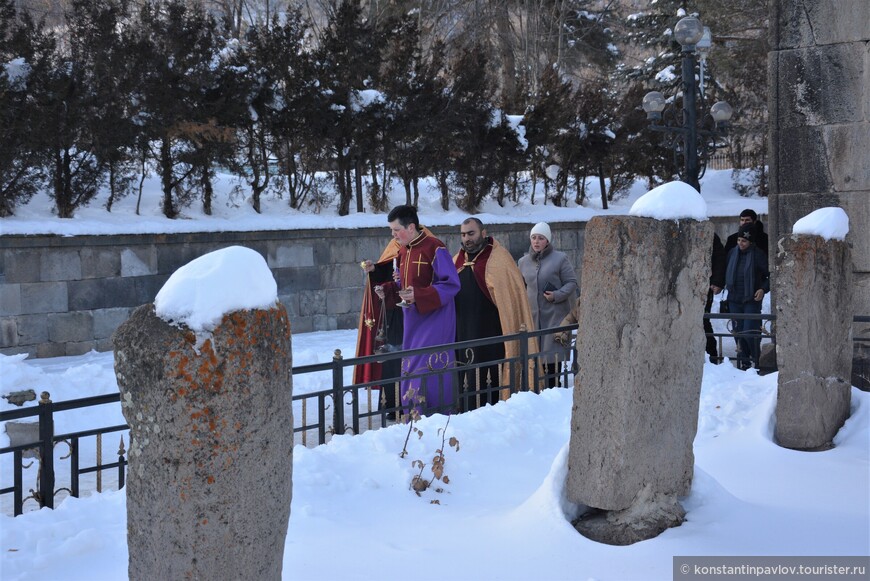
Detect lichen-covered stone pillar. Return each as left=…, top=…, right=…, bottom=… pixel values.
left=114, top=305, right=293, bottom=580
left=567, top=215, right=712, bottom=545
left=774, top=235, right=852, bottom=449
left=768, top=0, right=870, bottom=388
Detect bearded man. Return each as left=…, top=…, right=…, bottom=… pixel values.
left=453, top=218, right=538, bottom=410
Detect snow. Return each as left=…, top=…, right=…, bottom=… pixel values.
left=153, top=245, right=278, bottom=333
left=1, top=331, right=867, bottom=581
left=2, top=57, right=30, bottom=88
left=0, top=168, right=767, bottom=238
left=5, top=164, right=864, bottom=579
left=655, top=64, right=677, bottom=83
left=792, top=207, right=849, bottom=241
left=629, top=180, right=707, bottom=220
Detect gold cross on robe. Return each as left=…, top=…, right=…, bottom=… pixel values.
left=413, top=255, right=428, bottom=277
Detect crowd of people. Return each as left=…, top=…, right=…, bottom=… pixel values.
left=354, top=205, right=770, bottom=418
left=355, top=205, right=576, bottom=417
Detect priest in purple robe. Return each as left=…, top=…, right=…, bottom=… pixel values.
left=368, top=205, right=460, bottom=417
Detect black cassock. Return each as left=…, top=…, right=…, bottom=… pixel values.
left=455, top=263, right=504, bottom=411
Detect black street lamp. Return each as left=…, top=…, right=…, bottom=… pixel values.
left=642, top=15, right=733, bottom=192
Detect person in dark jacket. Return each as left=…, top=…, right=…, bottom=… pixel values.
left=704, top=233, right=727, bottom=363
left=724, top=209, right=769, bottom=258
left=725, top=226, right=770, bottom=369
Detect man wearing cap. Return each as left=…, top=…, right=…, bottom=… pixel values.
left=518, top=222, right=578, bottom=387
left=725, top=226, right=770, bottom=370
left=453, top=218, right=538, bottom=410
left=724, top=209, right=769, bottom=257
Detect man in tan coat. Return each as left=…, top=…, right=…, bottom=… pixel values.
left=453, top=218, right=538, bottom=410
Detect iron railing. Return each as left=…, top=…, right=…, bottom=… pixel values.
left=2, top=315, right=867, bottom=516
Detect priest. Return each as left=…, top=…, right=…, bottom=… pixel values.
left=366, top=206, right=460, bottom=417
left=453, top=218, right=539, bottom=410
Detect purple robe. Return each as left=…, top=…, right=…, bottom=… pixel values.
left=382, top=232, right=460, bottom=415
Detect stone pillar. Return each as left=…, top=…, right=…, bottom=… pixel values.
left=567, top=216, right=712, bottom=545
left=114, top=304, right=293, bottom=581
left=768, top=0, right=870, bottom=388
left=774, top=235, right=852, bottom=449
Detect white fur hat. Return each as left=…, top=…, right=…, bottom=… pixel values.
left=530, top=222, right=551, bottom=242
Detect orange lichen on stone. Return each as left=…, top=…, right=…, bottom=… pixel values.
left=206, top=476, right=215, bottom=485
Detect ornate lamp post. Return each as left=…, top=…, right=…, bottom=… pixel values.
left=642, top=16, right=733, bottom=192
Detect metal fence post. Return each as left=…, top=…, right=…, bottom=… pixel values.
left=519, top=325, right=530, bottom=394
left=37, top=391, right=55, bottom=509
left=332, top=349, right=345, bottom=436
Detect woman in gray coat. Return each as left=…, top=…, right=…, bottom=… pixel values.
left=518, top=222, right=578, bottom=387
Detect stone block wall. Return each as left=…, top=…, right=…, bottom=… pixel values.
left=768, top=0, right=869, bottom=328
left=0, top=217, right=738, bottom=358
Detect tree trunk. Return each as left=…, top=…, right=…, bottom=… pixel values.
left=160, top=138, right=177, bottom=219
left=201, top=162, right=213, bottom=216
left=598, top=162, right=608, bottom=210
left=355, top=157, right=364, bottom=213
left=403, top=176, right=412, bottom=206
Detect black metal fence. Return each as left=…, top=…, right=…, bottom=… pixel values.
left=2, top=315, right=867, bottom=517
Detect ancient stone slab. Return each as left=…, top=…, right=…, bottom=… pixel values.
left=120, top=247, right=157, bottom=277
left=0, top=283, right=21, bottom=316
left=65, top=340, right=95, bottom=356
left=774, top=235, right=852, bottom=449
left=326, top=287, right=354, bottom=315
left=80, top=247, right=121, bottom=279
left=273, top=266, right=321, bottom=291
left=770, top=126, right=834, bottom=195
left=4, top=250, right=41, bottom=283
left=68, top=278, right=137, bottom=310
left=19, top=282, right=68, bottom=314
left=567, top=216, right=711, bottom=515
left=15, top=315, right=48, bottom=345
left=133, top=274, right=170, bottom=305
left=324, top=238, right=357, bottom=266
left=0, top=319, right=17, bottom=348
left=40, top=250, right=82, bottom=282
left=36, top=342, right=66, bottom=358
left=773, top=0, right=870, bottom=49
left=772, top=44, right=866, bottom=128
left=48, top=311, right=94, bottom=343
left=93, top=307, right=132, bottom=339
left=268, top=242, right=314, bottom=268
left=835, top=191, right=870, bottom=274
left=320, top=263, right=362, bottom=289
left=313, top=314, right=337, bottom=331
left=825, top=125, right=870, bottom=193
left=114, top=304, right=293, bottom=581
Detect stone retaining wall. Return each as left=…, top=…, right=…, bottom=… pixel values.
left=0, top=216, right=740, bottom=358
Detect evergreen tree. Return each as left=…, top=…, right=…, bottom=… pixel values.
left=522, top=64, right=574, bottom=205
left=134, top=0, right=223, bottom=218
left=313, top=0, right=382, bottom=216
left=0, top=0, right=53, bottom=216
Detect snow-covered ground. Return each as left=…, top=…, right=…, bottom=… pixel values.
left=1, top=331, right=867, bottom=580
left=0, top=168, right=767, bottom=237
left=5, top=170, right=865, bottom=580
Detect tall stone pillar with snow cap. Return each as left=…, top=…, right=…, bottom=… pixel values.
left=113, top=245, right=293, bottom=581
left=567, top=182, right=713, bottom=546
left=774, top=208, right=852, bottom=450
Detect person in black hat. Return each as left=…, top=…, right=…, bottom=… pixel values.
left=724, top=225, right=770, bottom=369
left=724, top=209, right=769, bottom=258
